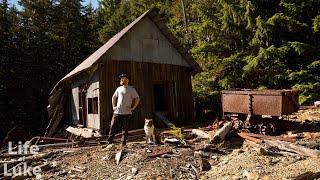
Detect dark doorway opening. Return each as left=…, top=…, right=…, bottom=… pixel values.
left=153, top=83, right=167, bottom=112
left=78, top=87, right=87, bottom=127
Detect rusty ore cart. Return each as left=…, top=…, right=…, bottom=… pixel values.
left=221, top=89, right=299, bottom=135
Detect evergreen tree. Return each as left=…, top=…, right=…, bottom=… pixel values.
left=189, top=0, right=320, bottom=104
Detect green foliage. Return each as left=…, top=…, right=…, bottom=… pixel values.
left=1, top=0, right=320, bottom=133
left=0, top=0, right=100, bottom=136
left=313, top=15, right=320, bottom=32
left=186, top=0, right=320, bottom=105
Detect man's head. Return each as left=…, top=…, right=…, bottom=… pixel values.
left=119, top=73, right=129, bottom=86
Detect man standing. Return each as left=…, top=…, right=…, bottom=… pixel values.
left=106, top=74, right=140, bottom=146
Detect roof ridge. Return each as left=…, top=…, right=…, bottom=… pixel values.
left=52, top=8, right=201, bottom=93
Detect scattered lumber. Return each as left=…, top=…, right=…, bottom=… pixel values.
left=115, top=150, right=123, bottom=165
left=147, top=149, right=173, bottom=158
left=191, top=129, right=210, bottom=139
left=69, top=166, right=87, bottom=173
left=237, top=132, right=263, bottom=143
left=240, top=132, right=296, bottom=142
left=37, top=142, right=79, bottom=150
left=264, top=140, right=320, bottom=158
left=212, top=122, right=233, bottom=143
left=66, top=126, right=101, bottom=138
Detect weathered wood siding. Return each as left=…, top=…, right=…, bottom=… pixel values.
left=71, top=78, right=85, bottom=126
left=86, top=74, right=100, bottom=129
left=70, top=73, right=100, bottom=130
left=99, top=60, right=194, bottom=133
left=105, top=17, right=189, bottom=67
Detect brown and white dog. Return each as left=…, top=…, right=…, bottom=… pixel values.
left=144, top=118, right=156, bottom=144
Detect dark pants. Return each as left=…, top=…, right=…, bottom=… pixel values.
left=107, top=114, right=131, bottom=145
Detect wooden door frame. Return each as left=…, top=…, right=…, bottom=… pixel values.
left=78, top=86, right=87, bottom=127
left=152, top=81, right=171, bottom=115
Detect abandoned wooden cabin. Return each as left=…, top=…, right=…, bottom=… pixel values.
left=46, top=9, right=201, bottom=136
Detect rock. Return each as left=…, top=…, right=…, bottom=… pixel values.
left=51, top=161, right=58, bottom=168
left=211, top=155, right=218, bottom=160
left=161, top=154, right=172, bottom=158
left=232, top=149, right=244, bottom=155
left=131, top=167, right=138, bottom=175
left=255, top=147, right=268, bottom=156
left=314, top=101, right=320, bottom=107
left=197, top=158, right=211, bottom=171
left=102, top=155, right=109, bottom=161
left=270, top=158, right=280, bottom=164
left=57, top=169, right=68, bottom=176
left=145, top=147, right=152, bottom=153
left=243, top=170, right=259, bottom=180
left=69, top=174, right=77, bottom=178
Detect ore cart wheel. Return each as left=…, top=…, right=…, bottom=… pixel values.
left=259, top=122, right=277, bottom=135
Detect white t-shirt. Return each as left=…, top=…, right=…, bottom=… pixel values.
left=113, top=86, right=139, bottom=115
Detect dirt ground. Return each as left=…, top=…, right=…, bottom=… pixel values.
left=1, top=106, right=320, bottom=180
left=37, top=138, right=320, bottom=180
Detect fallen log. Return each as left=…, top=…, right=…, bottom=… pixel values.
left=264, top=140, right=320, bottom=158
left=212, top=122, right=233, bottom=143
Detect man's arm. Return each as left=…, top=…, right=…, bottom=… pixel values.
left=131, top=98, right=140, bottom=110
left=112, top=95, right=117, bottom=110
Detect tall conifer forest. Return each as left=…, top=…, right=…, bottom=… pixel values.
left=1, top=0, right=319, bottom=138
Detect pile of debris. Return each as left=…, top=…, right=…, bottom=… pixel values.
left=1, top=108, right=320, bottom=179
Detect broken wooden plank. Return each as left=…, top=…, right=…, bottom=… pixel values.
left=115, top=150, right=123, bottom=165
left=37, top=142, right=79, bottom=150
left=212, top=122, right=233, bottom=142
left=69, top=166, right=87, bottom=173
left=191, top=129, right=210, bottom=139
left=238, top=132, right=264, bottom=143
left=146, top=149, right=173, bottom=159
left=264, top=140, right=320, bottom=158
left=240, top=132, right=296, bottom=142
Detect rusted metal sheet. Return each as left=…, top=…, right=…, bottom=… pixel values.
left=221, top=89, right=299, bottom=117
left=252, top=95, right=282, bottom=116
left=221, top=94, right=249, bottom=114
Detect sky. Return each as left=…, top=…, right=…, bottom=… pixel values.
left=8, top=0, right=100, bottom=10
